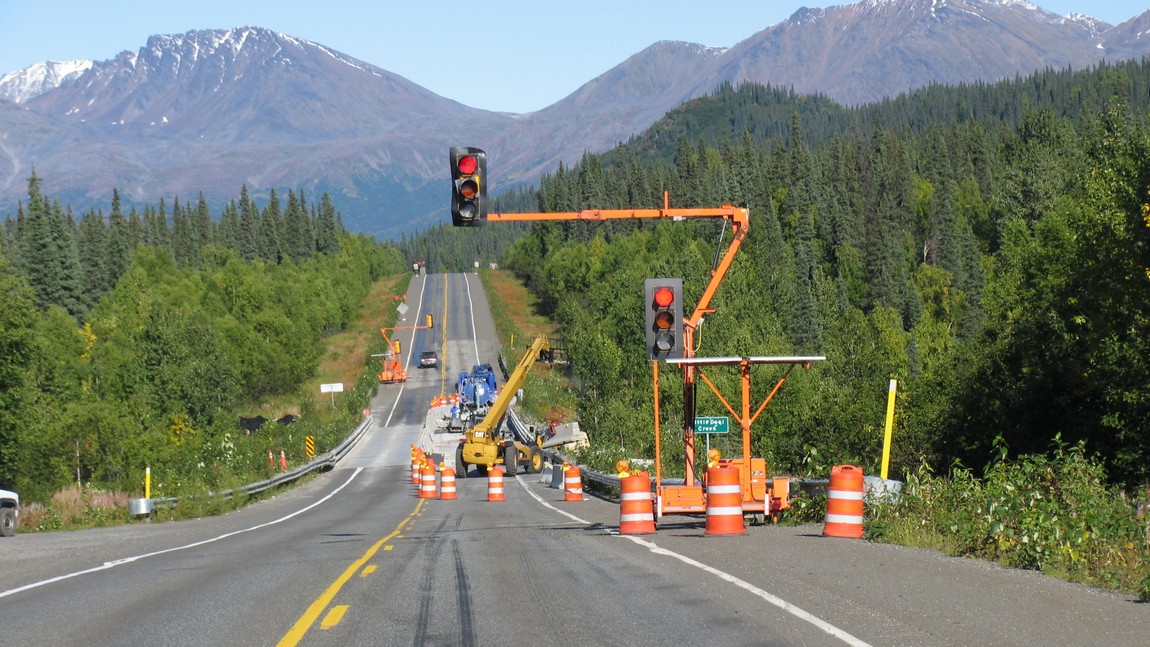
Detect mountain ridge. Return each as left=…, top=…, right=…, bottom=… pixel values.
left=2, top=1, right=1148, bottom=238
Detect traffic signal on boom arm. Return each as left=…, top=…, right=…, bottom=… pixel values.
left=450, top=146, right=487, bottom=226
left=644, top=278, right=684, bottom=360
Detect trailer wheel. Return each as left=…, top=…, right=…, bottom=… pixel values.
left=525, top=447, right=543, bottom=474
left=455, top=445, right=468, bottom=479
left=504, top=446, right=519, bottom=475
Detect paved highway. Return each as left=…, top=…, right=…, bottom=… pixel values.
left=1, top=273, right=1147, bottom=646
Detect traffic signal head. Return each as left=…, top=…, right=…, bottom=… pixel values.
left=450, top=146, right=487, bottom=226
left=426, top=313, right=434, bottom=328
left=644, top=278, right=684, bottom=360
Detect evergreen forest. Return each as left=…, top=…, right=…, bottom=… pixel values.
left=489, top=60, right=1150, bottom=490
left=2, top=55, right=1149, bottom=522
left=1, top=180, right=406, bottom=501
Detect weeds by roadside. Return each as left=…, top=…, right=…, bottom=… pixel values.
left=867, top=438, right=1150, bottom=600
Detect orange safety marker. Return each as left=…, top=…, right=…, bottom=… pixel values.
left=564, top=465, right=583, bottom=501
left=487, top=466, right=505, bottom=502
left=411, top=446, right=424, bottom=485
left=823, top=465, right=865, bottom=538
left=419, top=462, right=438, bottom=499
left=618, top=472, right=656, bottom=535
left=705, top=465, right=745, bottom=536
left=439, top=466, right=457, bottom=500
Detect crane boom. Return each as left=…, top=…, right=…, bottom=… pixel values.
left=455, top=336, right=551, bottom=476
left=467, top=335, right=550, bottom=441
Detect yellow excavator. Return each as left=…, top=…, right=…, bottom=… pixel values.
left=455, top=336, right=551, bottom=477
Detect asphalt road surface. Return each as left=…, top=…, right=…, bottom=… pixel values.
left=2, top=273, right=1147, bottom=646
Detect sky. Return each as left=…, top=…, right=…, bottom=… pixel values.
left=1, top=1, right=1146, bottom=114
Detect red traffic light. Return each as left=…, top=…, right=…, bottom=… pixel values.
left=450, top=146, right=488, bottom=226
left=644, top=278, right=684, bottom=361
left=653, top=287, right=675, bottom=308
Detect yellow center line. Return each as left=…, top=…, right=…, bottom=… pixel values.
left=276, top=499, right=425, bottom=647
left=320, top=605, right=348, bottom=629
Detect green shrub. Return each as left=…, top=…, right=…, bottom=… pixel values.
left=869, top=440, right=1150, bottom=596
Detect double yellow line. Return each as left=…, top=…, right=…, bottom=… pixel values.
left=277, top=499, right=425, bottom=646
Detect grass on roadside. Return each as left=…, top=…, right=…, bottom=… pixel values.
left=479, top=269, right=577, bottom=422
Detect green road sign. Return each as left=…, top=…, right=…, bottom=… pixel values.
left=695, top=416, right=729, bottom=434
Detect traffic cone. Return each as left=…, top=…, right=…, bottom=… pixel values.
left=823, top=465, right=865, bottom=538
left=488, top=466, right=505, bottom=502
left=439, top=466, right=457, bottom=500
left=419, top=461, right=438, bottom=499
left=280, top=449, right=287, bottom=471
left=564, top=465, right=583, bottom=501
left=619, top=472, right=656, bottom=534
left=705, top=465, right=745, bottom=536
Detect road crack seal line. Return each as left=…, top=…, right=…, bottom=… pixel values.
left=452, top=539, right=478, bottom=647
left=516, top=474, right=871, bottom=647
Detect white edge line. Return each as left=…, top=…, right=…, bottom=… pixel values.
left=382, top=273, right=428, bottom=428
left=513, top=474, right=872, bottom=647
left=464, top=273, right=481, bottom=366
left=0, top=467, right=365, bottom=600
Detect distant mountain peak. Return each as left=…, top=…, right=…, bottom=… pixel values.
left=0, top=59, right=93, bottom=103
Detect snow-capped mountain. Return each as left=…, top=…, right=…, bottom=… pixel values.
left=2, top=1, right=1149, bottom=237
left=0, top=59, right=93, bottom=103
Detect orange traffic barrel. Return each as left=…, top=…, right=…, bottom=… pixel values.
left=705, top=465, right=745, bottom=536
left=487, top=466, right=505, bottom=502
left=419, top=462, right=438, bottom=499
left=823, top=465, right=865, bottom=538
left=564, top=465, right=583, bottom=501
left=411, top=457, right=421, bottom=485
left=439, top=466, right=457, bottom=500
left=619, top=472, right=655, bottom=534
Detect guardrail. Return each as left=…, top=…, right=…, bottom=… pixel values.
left=137, top=416, right=374, bottom=513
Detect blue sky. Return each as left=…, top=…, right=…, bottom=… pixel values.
left=0, top=1, right=1145, bottom=113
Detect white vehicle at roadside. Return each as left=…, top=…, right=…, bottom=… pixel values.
left=0, top=489, right=19, bottom=537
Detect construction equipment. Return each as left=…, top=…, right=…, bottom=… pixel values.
left=375, top=330, right=407, bottom=384
left=376, top=313, right=434, bottom=384
left=457, top=363, right=497, bottom=412
left=449, top=154, right=822, bottom=524
left=455, top=336, right=551, bottom=478
left=662, top=355, right=823, bottom=523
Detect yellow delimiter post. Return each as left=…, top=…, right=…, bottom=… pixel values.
left=880, top=379, right=897, bottom=479
left=145, top=466, right=151, bottom=499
